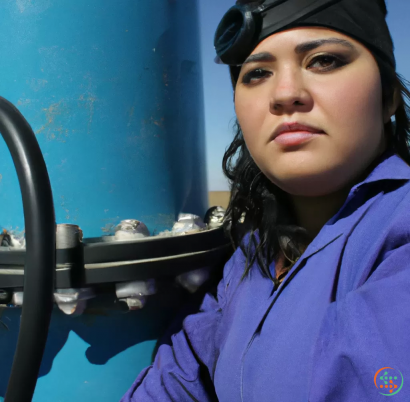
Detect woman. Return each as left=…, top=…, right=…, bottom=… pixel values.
left=122, top=0, right=410, bottom=400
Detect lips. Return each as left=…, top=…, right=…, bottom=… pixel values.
left=272, top=122, right=325, bottom=141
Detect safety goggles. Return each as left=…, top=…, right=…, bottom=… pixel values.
left=214, top=0, right=341, bottom=66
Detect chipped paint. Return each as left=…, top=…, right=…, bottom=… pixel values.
left=27, top=78, right=48, bottom=92
left=16, top=98, right=32, bottom=106
left=78, top=93, right=97, bottom=135
left=127, top=105, right=135, bottom=128
left=60, top=195, right=70, bottom=221
left=16, top=0, right=29, bottom=13
left=56, top=159, right=67, bottom=169
left=38, top=45, right=59, bottom=56
left=36, top=100, right=70, bottom=142
left=101, top=220, right=120, bottom=234
left=163, top=70, right=169, bottom=87
left=151, top=116, right=165, bottom=128
left=16, top=0, right=51, bottom=14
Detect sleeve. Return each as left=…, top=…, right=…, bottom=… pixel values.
left=120, top=250, right=238, bottom=402
left=308, top=243, right=410, bottom=402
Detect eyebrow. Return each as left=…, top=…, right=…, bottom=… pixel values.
left=295, top=38, right=355, bottom=54
left=243, top=38, right=356, bottom=65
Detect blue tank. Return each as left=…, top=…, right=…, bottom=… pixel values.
left=0, top=1, right=208, bottom=400
left=0, top=0, right=207, bottom=237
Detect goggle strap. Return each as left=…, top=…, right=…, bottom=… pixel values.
left=258, top=0, right=288, bottom=13
left=261, top=0, right=343, bottom=38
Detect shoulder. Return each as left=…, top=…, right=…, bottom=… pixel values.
left=345, top=178, right=410, bottom=286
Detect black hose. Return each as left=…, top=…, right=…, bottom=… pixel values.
left=0, top=97, right=56, bottom=402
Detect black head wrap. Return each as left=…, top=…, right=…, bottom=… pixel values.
left=214, top=0, right=395, bottom=69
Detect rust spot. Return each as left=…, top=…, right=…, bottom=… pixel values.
left=150, top=116, right=165, bottom=128
left=36, top=101, right=69, bottom=142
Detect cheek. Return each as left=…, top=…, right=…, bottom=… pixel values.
left=235, top=89, right=269, bottom=149
left=317, top=68, right=382, bottom=138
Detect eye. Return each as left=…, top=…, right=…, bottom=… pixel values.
left=241, top=68, right=272, bottom=85
left=307, top=54, right=347, bottom=71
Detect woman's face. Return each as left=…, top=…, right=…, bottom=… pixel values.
left=235, top=27, right=390, bottom=197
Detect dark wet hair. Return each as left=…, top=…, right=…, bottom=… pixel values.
left=222, top=0, right=410, bottom=289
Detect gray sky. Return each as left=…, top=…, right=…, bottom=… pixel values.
left=199, top=0, right=410, bottom=191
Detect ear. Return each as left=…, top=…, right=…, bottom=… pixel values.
left=383, top=86, right=401, bottom=124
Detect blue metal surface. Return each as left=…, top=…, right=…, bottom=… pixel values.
left=0, top=0, right=207, bottom=237
left=0, top=0, right=207, bottom=399
left=0, top=291, right=187, bottom=401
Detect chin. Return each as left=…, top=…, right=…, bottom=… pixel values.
left=269, top=172, right=347, bottom=197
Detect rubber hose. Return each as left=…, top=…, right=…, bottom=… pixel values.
left=0, top=97, right=56, bottom=402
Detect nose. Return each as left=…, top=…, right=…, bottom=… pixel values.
left=269, top=66, right=311, bottom=114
